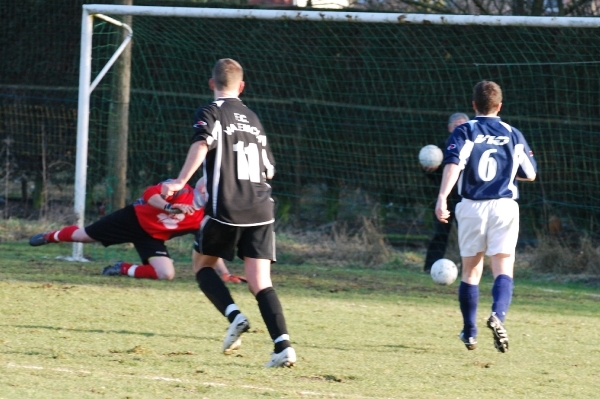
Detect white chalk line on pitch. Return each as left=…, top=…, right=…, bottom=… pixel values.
left=5, top=362, right=394, bottom=399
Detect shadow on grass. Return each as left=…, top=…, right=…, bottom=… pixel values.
left=2, top=324, right=217, bottom=342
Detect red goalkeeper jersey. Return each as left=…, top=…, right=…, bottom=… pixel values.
left=133, top=182, right=204, bottom=241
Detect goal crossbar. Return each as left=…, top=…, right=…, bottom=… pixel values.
left=83, top=4, right=600, bottom=27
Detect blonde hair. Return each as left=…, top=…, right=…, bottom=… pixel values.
left=212, top=58, right=243, bottom=91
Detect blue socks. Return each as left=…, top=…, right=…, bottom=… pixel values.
left=491, top=274, right=513, bottom=322
left=458, top=281, right=479, bottom=339
left=459, top=275, right=513, bottom=339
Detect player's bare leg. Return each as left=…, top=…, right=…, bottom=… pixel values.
left=458, top=252, right=484, bottom=350
left=461, top=253, right=484, bottom=284
left=70, top=229, right=96, bottom=242
left=193, top=252, right=248, bottom=354
left=148, top=257, right=176, bottom=280
left=490, top=253, right=514, bottom=279
left=244, top=257, right=273, bottom=295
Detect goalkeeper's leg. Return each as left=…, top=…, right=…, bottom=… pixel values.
left=29, top=226, right=95, bottom=246
left=102, top=256, right=174, bottom=280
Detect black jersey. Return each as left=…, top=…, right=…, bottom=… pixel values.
left=191, top=97, right=275, bottom=226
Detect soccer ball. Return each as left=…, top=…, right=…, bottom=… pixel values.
left=430, top=258, right=458, bottom=285
left=418, top=144, right=443, bottom=169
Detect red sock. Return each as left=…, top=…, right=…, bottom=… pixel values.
left=120, top=262, right=158, bottom=280
left=133, top=265, right=159, bottom=279
left=45, top=225, right=79, bottom=243
left=119, top=262, right=134, bottom=275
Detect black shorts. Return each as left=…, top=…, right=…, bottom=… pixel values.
left=194, top=218, right=276, bottom=262
left=84, top=205, right=169, bottom=264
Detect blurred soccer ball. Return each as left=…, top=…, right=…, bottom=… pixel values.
left=430, top=258, right=458, bottom=285
left=418, top=145, right=443, bottom=168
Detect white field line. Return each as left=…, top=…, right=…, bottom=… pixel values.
left=5, top=362, right=393, bottom=399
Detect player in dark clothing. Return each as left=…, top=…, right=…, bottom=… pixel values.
left=162, top=58, right=295, bottom=367
left=435, top=81, right=537, bottom=353
left=423, top=113, right=469, bottom=273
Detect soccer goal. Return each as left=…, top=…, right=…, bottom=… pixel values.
left=74, top=4, right=600, bottom=260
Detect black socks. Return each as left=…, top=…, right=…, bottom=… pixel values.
left=196, top=267, right=236, bottom=318
left=256, top=287, right=290, bottom=353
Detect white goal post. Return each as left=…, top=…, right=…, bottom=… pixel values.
left=73, top=4, right=600, bottom=260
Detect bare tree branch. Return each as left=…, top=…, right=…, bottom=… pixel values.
left=471, top=0, right=492, bottom=14
left=351, top=0, right=599, bottom=16
left=397, top=0, right=455, bottom=13
left=531, top=0, right=546, bottom=15
left=564, top=0, right=597, bottom=15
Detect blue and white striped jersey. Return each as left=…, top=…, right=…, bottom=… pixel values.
left=444, top=116, right=537, bottom=200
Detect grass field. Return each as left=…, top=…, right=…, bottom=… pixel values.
left=1, top=239, right=600, bottom=399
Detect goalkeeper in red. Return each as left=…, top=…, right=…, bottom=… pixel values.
left=435, top=81, right=537, bottom=353
left=28, top=179, right=244, bottom=283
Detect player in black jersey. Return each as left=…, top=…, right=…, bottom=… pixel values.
left=162, top=59, right=295, bottom=367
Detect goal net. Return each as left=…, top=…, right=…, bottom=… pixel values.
left=76, top=5, right=600, bottom=259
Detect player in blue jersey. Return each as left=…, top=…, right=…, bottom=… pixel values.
left=434, top=81, right=537, bottom=353
left=422, top=112, right=469, bottom=273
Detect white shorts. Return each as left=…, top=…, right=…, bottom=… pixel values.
left=455, top=198, right=520, bottom=257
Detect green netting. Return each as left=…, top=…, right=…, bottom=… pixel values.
left=2, top=4, right=600, bottom=248
left=84, top=14, right=600, bottom=243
